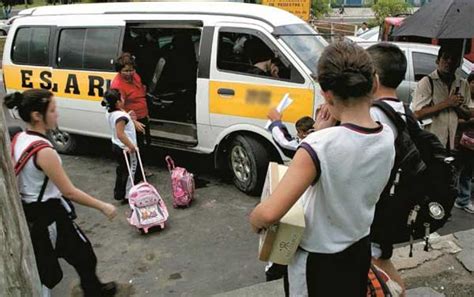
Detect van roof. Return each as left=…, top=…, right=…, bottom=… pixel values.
left=19, top=2, right=306, bottom=28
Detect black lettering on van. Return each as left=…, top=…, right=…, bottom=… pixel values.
left=39, top=71, right=52, bottom=90
left=88, top=75, right=105, bottom=97
left=106, top=79, right=111, bottom=90
left=20, top=70, right=34, bottom=88
left=64, top=74, right=80, bottom=95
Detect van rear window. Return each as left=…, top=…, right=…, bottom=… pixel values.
left=12, top=27, right=50, bottom=66
left=57, top=28, right=120, bottom=71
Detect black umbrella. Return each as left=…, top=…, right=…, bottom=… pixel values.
left=392, top=0, right=474, bottom=39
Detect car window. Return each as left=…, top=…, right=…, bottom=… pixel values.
left=12, top=27, right=50, bottom=65
left=217, top=31, right=292, bottom=81
left=58, top=28, right=119, bottom=71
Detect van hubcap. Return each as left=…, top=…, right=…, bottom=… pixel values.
left=231, top=146, right=251, bottom=183
left=50, top=129, right=71, bottom=149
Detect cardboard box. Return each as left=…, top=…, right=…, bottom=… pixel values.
left=258, top=162, right=305, bottom=265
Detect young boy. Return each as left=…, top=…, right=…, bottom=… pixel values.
left=250, top=41, right=395, bottom=296
left=367, top=43, right=411, bottom=295
left=267, top=108, right=315, bottom=158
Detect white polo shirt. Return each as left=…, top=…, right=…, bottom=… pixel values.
left=298, top=123, right=395, bottom=253
left=105, top=110, right=137, bottom=149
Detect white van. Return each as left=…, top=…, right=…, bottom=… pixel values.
left=3, top=2, right=326, bottom=194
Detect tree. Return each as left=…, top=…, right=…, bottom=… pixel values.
left=371, top=0, right=410, bottom=25
left=0, top=107, right=42, bottom=296
left=312, top=0, right=333, bottom=18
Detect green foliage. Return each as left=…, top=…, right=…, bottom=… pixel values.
left=371, top=0, right=410, bottom=25
left=312, top=0, right=333, bottom=18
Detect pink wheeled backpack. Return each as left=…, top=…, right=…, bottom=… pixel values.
left=165, top=156, right=195, bottom=208
left=124, top=150, right=169, bottom=234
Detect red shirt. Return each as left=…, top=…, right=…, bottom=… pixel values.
left=111, top=73, right=148, bottom=119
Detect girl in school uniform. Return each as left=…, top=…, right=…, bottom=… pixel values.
left=5, top=89, right=118, bottom=297
left=250, top=41, right=396, bottom=297
left=102, top=89, right=143, bottom=204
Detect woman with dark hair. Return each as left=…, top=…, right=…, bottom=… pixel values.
left=250, top=41, right=396, bottom=296
left=111, top=52, right=153, bottom=177
left=111, top=54, right=150, bottom=148
left=5, top=89, right=118, bottom=297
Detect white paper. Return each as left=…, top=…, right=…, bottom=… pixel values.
left=265, top=93, right=293, bottom=129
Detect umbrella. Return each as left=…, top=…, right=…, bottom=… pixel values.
left=392, top=0, right=474, bottom=39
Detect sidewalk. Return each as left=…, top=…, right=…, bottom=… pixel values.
left=214, top=229, right=474, bottom=297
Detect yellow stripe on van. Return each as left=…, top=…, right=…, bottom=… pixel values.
left=3, top=65, right=116, bottom=101
left=209, top=81, right=313, bottom=123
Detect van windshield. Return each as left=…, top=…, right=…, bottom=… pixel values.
left=274, top=24, right=328, bottom=75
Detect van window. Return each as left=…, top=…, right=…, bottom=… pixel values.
left=413, top=52, right=436, bottom=81
left=57, top=28, right=120, bottom=71
left=217, top=31, right=292, bottom=81
left=12, top=27, right=50, bottom=66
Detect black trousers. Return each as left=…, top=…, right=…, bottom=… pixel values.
left=136, top=117, right=151, bottom=150
left=285, top=236, right=370, bottom=297
left=112, top=144, right=144, bottom=201
left=24, top=200, right=103, bottom=296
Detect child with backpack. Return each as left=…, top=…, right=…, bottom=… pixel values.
left=102, top=89, right=143, bottom=205
left=5, top=89, right=118, bottom=297
left=368, top=43, right=458, bottom=296
left=367, top=42, right=409, bottom=295
left=250, top=41, right=396, bottom=297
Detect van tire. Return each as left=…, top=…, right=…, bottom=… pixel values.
left=47, top=128, right=78, bottom=154
left=229, top=135, right=269, bottom=196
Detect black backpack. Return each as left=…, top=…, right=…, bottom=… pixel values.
left=370, top=100, right=457, bottom=256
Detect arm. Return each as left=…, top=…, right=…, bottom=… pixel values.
left=454, top=105, right=472, bottom=121
left=412, top=78, right=460, bottom=120
left=116, top=120, right=137, bottom=153
left=249, top=148, right=317, bottom=232
left=414, top=101, right=451, bottom=120
left=36, top=148, right=117, bottom=219
left=269, top=121, right=299, bottom=152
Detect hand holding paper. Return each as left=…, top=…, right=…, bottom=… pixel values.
left=265, top=93, right=293, bottom=129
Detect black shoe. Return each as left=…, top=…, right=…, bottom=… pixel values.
left=120, top=199, right=129, bottom=205
left=101, top=282, right=117, bottom=297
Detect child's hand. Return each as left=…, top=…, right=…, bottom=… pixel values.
left=128, top=110, right=137, bottom=121
left=126, top=146, right=137, bottom=154
left=315, top=105, right=337, bottom=131
left=267, top=108, right=282, bottom=122
left=133, top=120, right=146, bottom=134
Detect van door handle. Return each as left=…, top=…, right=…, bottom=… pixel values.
left=217, top=88, right=235, bottom=96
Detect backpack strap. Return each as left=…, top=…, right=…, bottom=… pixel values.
left=14, top=140, right=52, bottom=176
left=372, top=100, right=407, bottom=136
left=165, top=156, right=175, bottom=171
left=12, top=138, right=53, bottom=203
left=427, top=75, right=434, bottom=98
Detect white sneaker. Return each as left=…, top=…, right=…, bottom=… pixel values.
left=455, top=202, right=474, bottom=214
left=464, top=203, right=474, bottom=214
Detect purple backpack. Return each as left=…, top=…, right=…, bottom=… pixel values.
left=166, top=156, right=195, bottom=208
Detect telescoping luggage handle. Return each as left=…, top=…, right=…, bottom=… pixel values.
left=123, top=148, right=147, bottom=186
left=165, top=155, right=175, bottom=172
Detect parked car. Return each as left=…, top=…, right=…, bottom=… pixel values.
left=357, top=41, right=473, bottom=103
left=347, top=26, right=379, bottom=43
left=0, top=16, right=22, bottom=36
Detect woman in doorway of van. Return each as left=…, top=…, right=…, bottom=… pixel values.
left=111, top=52, right=153, bottom=178
left=5, top=89, right=118, bottom=297
left=249, top=41, right=396, bottom=297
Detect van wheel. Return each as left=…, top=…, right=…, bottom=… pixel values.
left=47, top=128, right=78, bottom=154
left=229, top=135, right=269, bottom=196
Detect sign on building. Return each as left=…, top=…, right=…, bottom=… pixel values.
left=261, top=0, right=311, bottom=21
